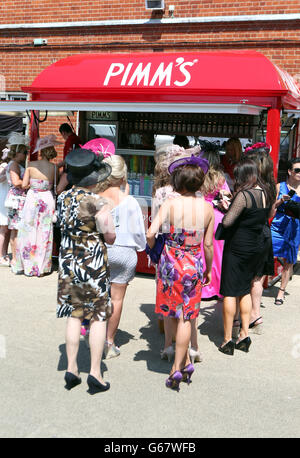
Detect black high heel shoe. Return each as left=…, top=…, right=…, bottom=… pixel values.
left=87, top=375, right=110, bottom=395
left=218, top=340, right=235, bottom=356
left=235, top=336, right=251, bottom=352
left=64, top=372, right=82, bottom=390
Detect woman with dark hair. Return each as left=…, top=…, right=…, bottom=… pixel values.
left=270, top=157, right=300, bottom=305
left=147, top=155, right=214, bottom=391
left=243, top=142, right=277, bottom=332
left=218, top=158, right=273, bottom=355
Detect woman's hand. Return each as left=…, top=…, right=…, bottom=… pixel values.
left=202, top=270, right=212, bottom=286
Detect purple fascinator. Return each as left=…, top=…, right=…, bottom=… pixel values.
left=168, top=154, right=209, bottom=175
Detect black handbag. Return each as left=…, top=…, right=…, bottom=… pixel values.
left=284, top=200, right=300, bottom=219
left=215, top=222, right=227, bottom=240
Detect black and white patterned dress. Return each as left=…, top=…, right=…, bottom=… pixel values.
left=56, top=187, right=112, bottom=322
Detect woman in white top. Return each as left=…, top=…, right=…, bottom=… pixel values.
left=98, top=155, right=146, bottom=358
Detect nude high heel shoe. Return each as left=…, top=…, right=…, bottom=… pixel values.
left=189, top=347, right=203, bottom=364
left=160, top=345, right=175, bottom=362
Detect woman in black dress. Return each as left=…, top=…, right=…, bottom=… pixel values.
left=218, top=158, right=273, bottom=355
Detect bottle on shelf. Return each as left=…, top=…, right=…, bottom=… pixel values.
left=139, top=174, right=144, bottom=196
left=148, top=174, right=154, bottom=196
left=128, top=172, right=133, bottom=195
left=133, top=173, right=140, bottom=196
left=144, top=174, right=149, bottom=196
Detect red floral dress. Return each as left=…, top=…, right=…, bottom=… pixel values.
left=155, top=225, right=204, bottom=320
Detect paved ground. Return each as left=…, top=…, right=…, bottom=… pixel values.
left=0, top=262, right=299, bottom=438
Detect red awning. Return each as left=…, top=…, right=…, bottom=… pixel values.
left=22, top=51, right=300, bottom=109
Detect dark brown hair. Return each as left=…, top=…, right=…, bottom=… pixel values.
left=246, top=150, right=276, bottom=204
left=234, top=157, right=272, bottom=205
left=171, top=165, right=205, bottom=193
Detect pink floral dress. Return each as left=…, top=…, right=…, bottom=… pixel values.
left=155, top=225, right=204, bottom=320
left=13, top=179, right=55, bottom=276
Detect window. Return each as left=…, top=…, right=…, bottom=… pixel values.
left=145, top=0, right=164, bottom=10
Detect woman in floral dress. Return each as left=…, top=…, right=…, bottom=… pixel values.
left=56, top=148, right=115, bottom=394
left=147, top=155, right=214, bottom=391
left=5, top=133, right=29, bottom=268
left=12, top=136, right=60, bottom=276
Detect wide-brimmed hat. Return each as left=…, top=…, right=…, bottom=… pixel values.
left=33, top=134, right=62, bottom=153
left=168, top=153, right=210, bottom=175
left=66, top=148, right=112, bottom=187
left=82, top=137, right=115, bottom=158
left=6, top=132, right=29, bottom=148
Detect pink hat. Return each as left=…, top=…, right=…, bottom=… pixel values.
left=33, top=134, right=62, bottom=153
left=82, top=137, right=115, bottom=158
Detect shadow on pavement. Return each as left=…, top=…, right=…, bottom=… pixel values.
left=199, top=301, right=223, bottom=348
left=57, top=342, right=108, bottom=375
left=134, top=303, right=170, bottom=375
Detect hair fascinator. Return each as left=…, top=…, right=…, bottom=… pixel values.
left=6, top=132, right=29, bottom=148
left=82, top=138, right=115, bottom=158
left=33, top=135, right=62, bottom=153
left=244, top=142, right=272, bottom=154
left=1, top=147, right=10, bottom=160
left=168, top=154, right=209, bottom=175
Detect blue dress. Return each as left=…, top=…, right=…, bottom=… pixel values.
left=271, top=182, right=300, bottom=264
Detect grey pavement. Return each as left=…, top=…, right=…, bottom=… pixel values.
left=0, top=262, right=300, bottom=438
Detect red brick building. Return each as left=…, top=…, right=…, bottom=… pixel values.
left=0, top=1, right=299, bottom=167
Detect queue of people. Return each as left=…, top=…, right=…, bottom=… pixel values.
left=0, top=128, right=300, bottom=394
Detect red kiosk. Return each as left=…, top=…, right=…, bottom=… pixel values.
left=2, top=51, right=300, bottom=274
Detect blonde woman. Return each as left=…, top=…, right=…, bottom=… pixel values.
left=98, top=155, right=146, bottom=358
left=12, top=135, right=59, bottom=276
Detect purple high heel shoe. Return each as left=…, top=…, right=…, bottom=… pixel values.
left=181, top=364, right=195, bottom=385
left=165, top=371, right=183, bottom=391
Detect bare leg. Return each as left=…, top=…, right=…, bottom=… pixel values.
left=171, top=314, right=191, bottom=374
left=106, top=282, right=128, bottom=345
left=250, top=276, right=264, bottom=323
left=89, top=319, right=107, bottom=384
left=238, top=293, right=252, bottom=341
left=276, top=261, right=293, bottom=301
left=163, top=316, right=177, bottom=349
left=222, top=296, right=237, bottom=345
left=65, top=316, right=82, bottom=376
left=10, top=229, right=18, bottom=264
left=190, top=317, right=198, bottom=350
left=3, top=228, right=10, bottom=257
left=0, top=226, right=8, bottom=258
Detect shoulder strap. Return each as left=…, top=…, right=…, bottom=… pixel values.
left=243, top=189, right=257, bottom=208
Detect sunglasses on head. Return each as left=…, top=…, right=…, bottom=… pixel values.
left=293, top=168, right=300, bottom=173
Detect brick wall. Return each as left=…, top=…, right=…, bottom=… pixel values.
left=0, top=1, right=300, bottom=23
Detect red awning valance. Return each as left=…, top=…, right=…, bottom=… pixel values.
left=22, top=51, right=300, bottom=109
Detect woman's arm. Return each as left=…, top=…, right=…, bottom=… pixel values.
left=274, top=183, right=290, bottom=208
left=222, top=191, right=246, bottom=228
left=22, top=167, right=31, bottom=189
left=146, top=199, right=170, bottom=248
left=95, top=204, right=116, bottom=245
left=9, top=162, right=23, bottom=187
left=0, top=163, right=7, bottom=183
left=202, top=203, right=214, bottom=286
left=56, top=172, right=69, bottom=195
